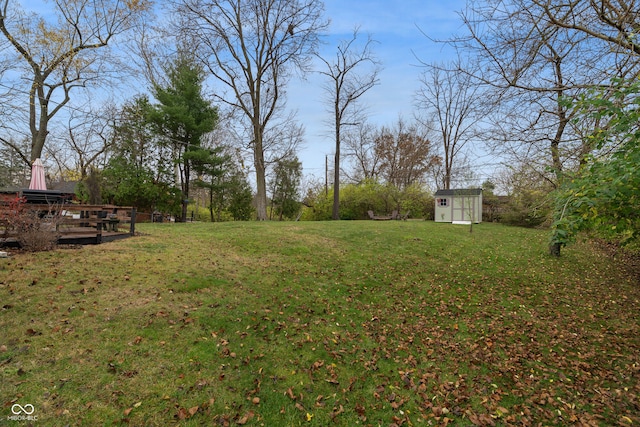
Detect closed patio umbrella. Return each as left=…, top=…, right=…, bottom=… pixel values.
left=29, top=158, right=47, bottom=190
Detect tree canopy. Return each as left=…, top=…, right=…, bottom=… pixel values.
left=147, top=55, right=218, bottom=222
left=551, top=78, right=640, bottom=254
left=0, top=0, right=151, bottom=164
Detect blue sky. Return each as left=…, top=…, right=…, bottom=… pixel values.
left=288, top=0, right=470, bottom=181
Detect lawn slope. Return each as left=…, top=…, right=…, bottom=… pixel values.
left=1, top=221, right=638, bottom=426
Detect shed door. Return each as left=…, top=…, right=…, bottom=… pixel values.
left=452, top=196, right=474, bottom=222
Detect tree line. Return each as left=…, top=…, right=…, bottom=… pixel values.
left=0, top=0, right=638, bottom=253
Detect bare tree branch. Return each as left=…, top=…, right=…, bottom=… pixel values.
left=415, top=63, right=485, bottom=189
left=316, top=27, right=381, bottom=219
left=0, top=0, right=151, bottom=164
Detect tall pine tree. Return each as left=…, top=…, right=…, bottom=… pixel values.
left=148, top=55, right=218, bottom=222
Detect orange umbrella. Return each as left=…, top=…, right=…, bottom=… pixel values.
left=28, top=158, right=47, bottom=190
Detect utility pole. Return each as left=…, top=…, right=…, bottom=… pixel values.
left=325, top=155, right=328, bottom=196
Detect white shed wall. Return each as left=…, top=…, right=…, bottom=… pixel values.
left=434, top=193, right=482, bottom=223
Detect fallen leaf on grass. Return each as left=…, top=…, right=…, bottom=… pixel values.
left=496, top=406, right=509, bottom=416
left=286, top=387, right=296, bottom=400
left=237, top=411, right=254, bottom=425
left=355, top=403, right=367, bottom=421
left=330, top=405, right=344, bottom=420
left=390, top=398, right=406, bottom=410
left=175, top=406, right=199, bottom=420
left=176, top=407, right=188, bottom=420
left=467, top=411, right=496, bottom=426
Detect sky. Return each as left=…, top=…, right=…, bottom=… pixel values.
left=286, top=0, right=471, bottom=182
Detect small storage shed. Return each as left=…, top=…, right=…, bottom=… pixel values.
left=434, top=188, right=483, bottom=223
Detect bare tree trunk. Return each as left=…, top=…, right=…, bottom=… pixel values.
left=31, top=78, right=49, bottom=163
left=317, top=29, right=380, bottom=220
left=550, top=92, right=568, bottom=183
left=332, top=107, right=341, bottom=220
left=254, top=133, right=268, bottom=221
left=181, top=162, right=190, bottom=223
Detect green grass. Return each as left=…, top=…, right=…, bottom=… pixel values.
left=1, top=221, right=639, bottom=426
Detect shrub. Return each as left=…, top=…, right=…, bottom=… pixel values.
left=301, top=187, right=333, bottom=221
left=500, top=190, right=551, bottom=228
left=399, top=183, right=434, bottom=219
left=4, top=197, right=62, bottom=252
left=301, top=180, right=433, bottom=220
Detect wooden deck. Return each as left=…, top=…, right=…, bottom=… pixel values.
left=0, top=203, right=136, bottom=248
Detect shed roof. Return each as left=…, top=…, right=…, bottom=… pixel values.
left=434, top=188, right=482, bottom=196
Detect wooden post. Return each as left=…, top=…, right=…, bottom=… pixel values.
left=96, top=220, right=102, bottom=244
left=129, top=208, right=136, bottom=236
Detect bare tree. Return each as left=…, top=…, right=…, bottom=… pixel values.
left=415, top=64, right=484, bottom=189
left=317, top=28, right=381, bottom=219
left=373, top=118, right=439, bottom=189
left=342, top=121, right=381, bottom=182
left=0, top=0, right=151, bottom=165
left=173, top=0, right=328, bottom=220
left=442, top=0, right=640, bottom=185
left=45, top=103, right=117, bottom=181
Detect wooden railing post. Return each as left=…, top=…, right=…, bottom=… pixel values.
left=130, top=208, right=136, bottom=236
left=96, top=220, right=102, bottom=244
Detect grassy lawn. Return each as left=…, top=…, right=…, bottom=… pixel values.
left=1, top=221, right=639, bottom=426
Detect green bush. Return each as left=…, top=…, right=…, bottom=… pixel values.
left=500, top=190, right=551, bottom=228
left=398, top=183, right=433, bottom=219
left=301, top=180, right=432, bottom=220
left=301, top=187, right=333, bottom=221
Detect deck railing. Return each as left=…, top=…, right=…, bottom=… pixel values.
left=0, top=202, right=136, bottom=246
